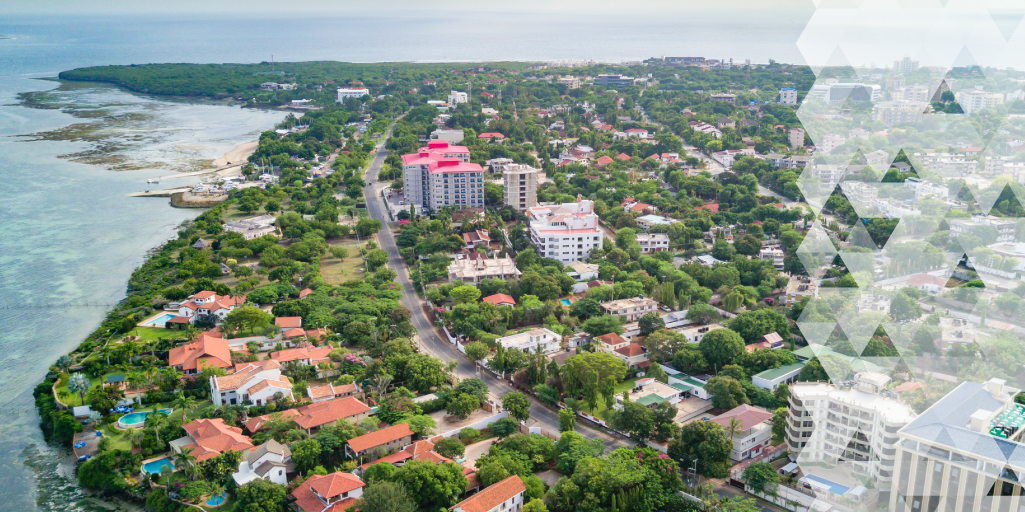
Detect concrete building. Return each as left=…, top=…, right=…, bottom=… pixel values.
left=431, top=129, right=465, bottom=143
left=636, top=214, right=677, bottom=230
left=557, top=76, right=581, bottom=89
left=889, top=378, right=1025, bottom=512
left=949, top=217, right=1016, bottom=243
left=955, top=87, right=1004, bottom=114
left=600, top=296, right=659, bottom=322
left=448, top=91, right=468, bottom=105
left=893, top=57, right=920, bottom=75
left=336, top=87, right=370, bottom=102
left=785, top=276, right=819, bottom=305
left=565, top=261, right=600, bottom=281
left=818, top=133, right=846, bottom=155
left=401, top=140, right=484, bottom=212
left=856, top=293, right=892, bottom=315
left=752, top=362, right=805, bottom=390
left=225, top=214, right=277, bottom=240
left=503, top=164, right=539, bottom=211
left=210, top=359, right=293, bottom=407
left=713, top=405, right=775, bottom=461
left=594, top=74, right=635, bottom=87
left=677, top=324, right=726, bottom=344
left=787, top=372, right=917, bottom=491
left=779, top=87, right=798, bottom=105
left=528, top=199, right=603, bottom=263
left=447, top=256, right=521, bottom=284
left=711, top=93, right=737, bottom=104
left=790, top=127, right=806, bottom=148
left=614, top=377, right=688, bottom=409
left=759, top=247, right=785, bottom=270
left=873, top=101, right=928, bottom=125
left=636, top=233, right=670, bottom=254
left=495, top=328, right=561, bottom=354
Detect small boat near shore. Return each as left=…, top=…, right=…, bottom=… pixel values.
left=147, top=178, right=159, bottom=183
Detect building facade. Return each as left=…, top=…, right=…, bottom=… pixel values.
left=401, top=140, right=484, bottom=212
left=527, top=199, right=604, bottom=263
left=503, top=164, right=539, bottom=211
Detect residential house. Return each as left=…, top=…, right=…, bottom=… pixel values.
left=906, top=273, right=948, bottom=294
left=784, top=276, right=818, bottom=305
left=275, top=317, right=303, bottom=330
left=600, top=297, right=659, bottom=322
left=451, top=208, right=486, bottom=228
left=752, top=362, right=805, bottom=391
left=175, top=291, right=246, bottom=324
left=758, top=247, right=785, bottom=270
left=745, top=332, right=785, bottom=353
left=677, top=324, right=725, bottom=344
left=482, top=294, right=517, bottom=307
left=307, top=382, right=362, bottom=403
left=712, top=405, right=774, bottom=461
left=210, top=359, right=293, bottom=406
left=636, top=233, right=670, bottom=254
left=168, top=333, right=233, bottom=375
left=463, top=230, right=491, bottom=250
left=291, top=471, right=366, bottom=512
left=225, top=214, right=278, bottom=240
left=496, top=328, right=561, bottom=354
left=615, top=377, right=687, bottom=409
left=448, top=256, right=521, bottom=284
left=345, top=423, right=416, bottom=461
left=565, top=261, right=600, bottom=281
left=174, top=418, right=253, bottom=462
left=594, top=332, right=631, bottom=353
left=451, top=475, right=526, bottom=512
left=635, top=215, right=677, bottom=230
left=359, top=438, right=452, bottom=472
left=270, top=345, right=333, bottom=367
left=246, top=396, right=371, bottom=434
left=232, top=439, right=293, bottom=486
left=614, top=343, right=649, bottom=369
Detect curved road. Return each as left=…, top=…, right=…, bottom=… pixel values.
left=362, top=121, right=633, bottom=452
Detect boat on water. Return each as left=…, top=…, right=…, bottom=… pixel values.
left=148, top=178, right=159, bottom=183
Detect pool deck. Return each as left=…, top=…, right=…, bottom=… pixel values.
left=73, top=429, right=101, bottom=460
left=139, top=311, right=176, bottom=328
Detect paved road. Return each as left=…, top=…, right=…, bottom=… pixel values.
left=361, top=121, right=633, bottom=452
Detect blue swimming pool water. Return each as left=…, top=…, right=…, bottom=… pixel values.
left=142, top=313, right=176, bottom=326
left=803, top=474, right=850, bottom=495
left=118, top=408, right=173, bottom=428
left=206, top=493, right=226, bottom=506
left=560, top=299, right=571, bottom=306
left=142, top=457, right=174, bottom=475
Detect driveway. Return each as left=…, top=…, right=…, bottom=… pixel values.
left=362, top=121, right=633, bottom=453
left=460, top=438, right=497, bottom=469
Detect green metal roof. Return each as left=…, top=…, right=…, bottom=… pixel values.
left=669, top=382, right=693, bottom=392
left=793, top=346, right=816, bottom=360
left=636, top=395, right=666, bottom=406
left=753, top=362, right=806, bottom=381
left=683, top=378, right=705, bottom=388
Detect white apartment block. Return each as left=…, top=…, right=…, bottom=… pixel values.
left=636, top=233, right=670, bottom=254
left=779, top=87, right=798, bottom=105
left=890, top=378, right=1025, bottom=512
left=527, top=199, right=603, bottom=262
left=503, top=164, right=539, bottom=211
left=949, top=217, right=1016, bottom=243
left=600, top=296, right=659, bottom=322
left=495, top=328, right=561, bottom=354
left=915, top=152, right=976, bottom=178
left=336, top=87, right=370, bottom=102
left=894, top=57, right=920, bottom=75
left=873, top=101, right=928, bottom=125
left=788, top=373, right=917, bottom=491
left=447, top=256, right=521, bottom=284
left=955, top=88, right=1004, bottom=115
left=401, top=140, right=484, bottom=212
left=557, top=76, right=581, bottom=89
left=448, top=90, right=468, bottom=105
left=903, top=177, right=949, bottom=199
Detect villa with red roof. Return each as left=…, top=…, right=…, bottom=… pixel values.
left=270, top=344, right=333, bottom=366
left=210, top=359, right=293, bottom=407
left=482, top=293, right=516, bottom=307
left=291, top=471, right=365, bottom=512
left=451, top=475, right=526, bottom=512
left=307, top=382, right=362, bottom=403
left=174, top=291, right=246, bottom=325
left=616, top=153, right=631, bottom=161
left=694, top=203, right=720, bottom=213
left=462, top=229, right=491, bottom=249
left=477, top=132, right=505, bottom=140
left=299, top=288, right=314, bottom=299
left=173, top=418, right=254, bottom=462
left=246, top=396, right=371, bottom=434
left=275, top=317, right=303, bottom=329
left=345, top=423, right=415, bottom=461
left=614, top=343, right=649, bottom=368
left=358, top=438, right=451, bottom=472
left=594, top=332, right=630, bottom=353
left=596, top=155, right=614, bottom=165
left=168, top=333, right=233, bottom=374
left=401, top=140, right=484, bottom=213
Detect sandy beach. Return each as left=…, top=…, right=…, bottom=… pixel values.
left=153, top=141, right=259, bottom=181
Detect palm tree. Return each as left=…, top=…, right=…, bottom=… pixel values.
left=176, top=447, right=198, bottom=481
left=173, top=392, right=198, bottom=422
left=127, top=371, right=146, bottom=405
left=68, top=373, right=90, bottom=406
left=370, top=373, right=393, bottom=398
left=148, top=412, right=167, bottom=443
left=57, top=388, right=73, bottom=405
left=725, top=417, right=744, bottom=444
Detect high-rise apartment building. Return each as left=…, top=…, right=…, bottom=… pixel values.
left=528, top=199, right=603, bottom=262
left=503, top=164, right=538, bottom=211
left=401, top=140, right=485, bottom=212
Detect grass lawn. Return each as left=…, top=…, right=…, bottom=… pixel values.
left=54, top=372, right=102, bottom=406
left=321, top=240, right=369, bottom=285
left=122, top=326, right=184, bottom=343
left=102, top=423, right=133, bottom=451
left=586, top=377, right=640, bottom=420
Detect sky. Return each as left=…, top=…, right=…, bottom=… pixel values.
left=5, top=0, right=815, bottom=14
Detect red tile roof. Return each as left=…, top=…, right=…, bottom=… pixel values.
left=451, top=475, right=526, bottom=512
left=270, top=345, right=332, bottom=364
left=293, top=397, right=371, bottom=430
left=615, top=343, right=645, bottom=357
left=694, top=203, right=720, bottom=213
left=244, top=409, right=301, bottom=433
left=299, top=288, right=314, bottom=298
left=907, top=273, right=948, bottom=288
left=596, top=155, right=614, bottom=165
left=711, top=404, right=774, bottom=431
left=478, top=132, right=505, bottom=139
left=275, top=317, right=302, bottom=329
left=347, top=423, right=415, bottom=454
left=482, top=293, right=516, bottom=306
left=895, top=381, right=925, bottom=393
left=180, top=418, right=253, bottom=462
left=168, top=333, right=232, bottom=372
left=616, top=153, right=631, bottom=160
left=597, top=333, right=628, bottom=347
left=291, top=472, right=365, bottom=512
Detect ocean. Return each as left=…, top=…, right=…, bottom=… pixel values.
left=0, top=9, right=811, bottom=510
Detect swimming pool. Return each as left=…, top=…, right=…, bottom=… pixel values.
left=560, top=299, right=571, bottom=306
left=802, top=474, right=850, bottom=495
left=142, top=313, right=176, bottom=327
left=142, top=457, right=174, bottom=475
left=206, top=493, right=226, bottom=506
left=118, top=408, right=173, bottom=429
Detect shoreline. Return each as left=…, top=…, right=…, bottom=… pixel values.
left=148, top=140, right=258, bottom=182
